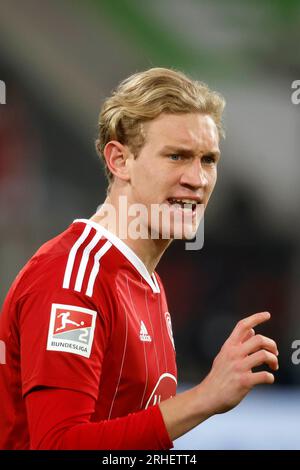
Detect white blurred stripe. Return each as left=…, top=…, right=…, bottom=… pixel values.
left=86, top=241, right=112, bottom=297
left=63, top=225, right=91, bottom=289
left=74, top=231, right=103, bottom=292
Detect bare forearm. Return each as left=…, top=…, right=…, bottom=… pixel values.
left=159, top=382, right=213, bottom=441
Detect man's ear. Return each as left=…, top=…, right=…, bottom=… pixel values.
left=103, top=141, right=131, bottom=182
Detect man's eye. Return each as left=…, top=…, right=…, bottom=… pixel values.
left=202, top=156, right=215, bottom=164
left=169, top=154, right=181, bottom=161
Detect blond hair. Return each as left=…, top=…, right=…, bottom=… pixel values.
left=95, top=67, right=225, bottom=186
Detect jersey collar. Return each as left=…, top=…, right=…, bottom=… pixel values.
left=73, top=219, right=160, bottom=294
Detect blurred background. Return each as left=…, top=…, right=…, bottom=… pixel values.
left=0, top=0, right=299, bottom=449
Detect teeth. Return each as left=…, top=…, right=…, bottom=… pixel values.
left=181, top=199, right=197, bottom=204
left=169, top=198, right=198, bottom=205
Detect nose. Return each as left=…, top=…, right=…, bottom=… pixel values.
left=179, top=159, right=208, bottom=190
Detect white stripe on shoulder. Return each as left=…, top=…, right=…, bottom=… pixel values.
left=63, top=224, right=91, bottom=289
left=74, top=231, right=103, bottom=293
left=86, top=240, right=112, bottom=297
left=73, top=219, right=160, bottom=294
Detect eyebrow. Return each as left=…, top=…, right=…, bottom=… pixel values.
left=160, top=145, right=220, bottom=159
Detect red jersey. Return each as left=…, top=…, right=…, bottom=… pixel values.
left=0, top=219, right=177, bottom=449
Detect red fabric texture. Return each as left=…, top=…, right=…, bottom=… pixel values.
left=25, top=387, right=172, bottom=450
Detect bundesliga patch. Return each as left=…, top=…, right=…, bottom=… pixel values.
left=46, top=303, right=97, bottom=358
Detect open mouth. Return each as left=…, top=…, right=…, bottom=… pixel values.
left=167, top=198, right=199, bottom=212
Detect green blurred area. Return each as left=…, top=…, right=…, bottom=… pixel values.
left=85, top=0, right=300, bottom=79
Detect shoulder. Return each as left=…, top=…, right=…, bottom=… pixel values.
left=13, top=221, right=118, bottom=303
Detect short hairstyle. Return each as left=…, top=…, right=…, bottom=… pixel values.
left=95, top=67, right=225, bottom=186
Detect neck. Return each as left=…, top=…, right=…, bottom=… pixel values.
left=90, top=194, right=172, bottom=275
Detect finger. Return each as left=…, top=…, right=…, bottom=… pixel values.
left=245, top=349, right=279, bottom=371
left=229, top=312, right=271, bottom=344
left=251, top=371, right=275, bottom=386
left=241, top=334, right=279, bottom=357
left=241, top=328, right=255, bottom=343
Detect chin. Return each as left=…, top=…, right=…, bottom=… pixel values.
left=171, top=226, right=198, bottom=240
left=151, top=222, right=199, bottom=241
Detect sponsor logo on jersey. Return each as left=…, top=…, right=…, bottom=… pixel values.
left=46, top=303, right=97, bottom=358
left=139, top=320, right=152, bottom=342
left=165, top=311, right=175, bottom=349
left=145, top=373, right=177, bottom=408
